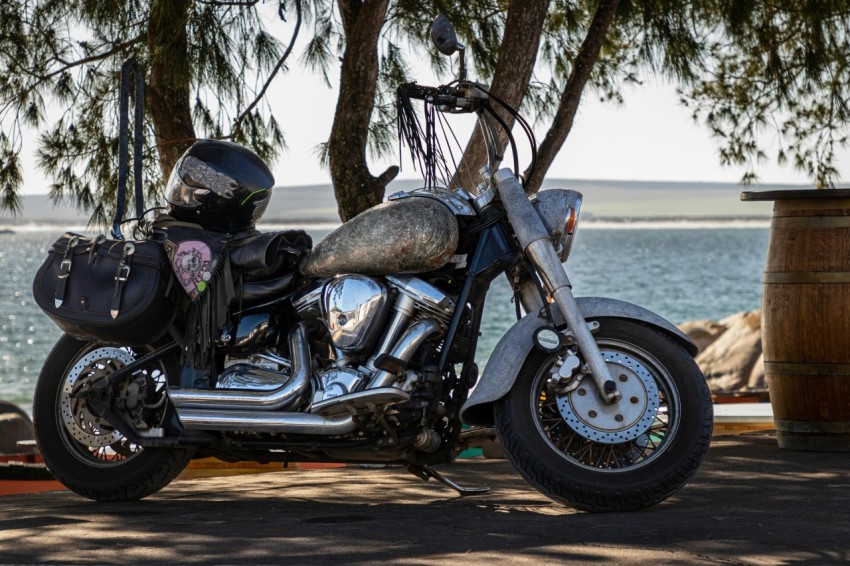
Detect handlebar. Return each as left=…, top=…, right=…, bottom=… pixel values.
left=398, top=82, right=479, bottom=113
left=396, top=79, right=537, bottom=190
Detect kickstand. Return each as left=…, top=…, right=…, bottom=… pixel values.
left=407, top=464, right=490, bottom=497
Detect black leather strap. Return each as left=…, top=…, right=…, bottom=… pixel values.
left=54, top=236, right=80, bottom=308
left=110, top=242, right=135, bottom=319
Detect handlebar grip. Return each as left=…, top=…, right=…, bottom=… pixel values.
left=399, top=83, right=442, bottom=101
left=433, top=95, right=459, bottom=107
left=399, top=83, right=465, bottom=101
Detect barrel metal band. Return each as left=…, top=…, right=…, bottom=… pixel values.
left=774, top=419, right=850, bottom=433
left=763, top=271, right=850, bottom=284
left=770, top=216, right=850, bottom=229
left=764, top=361, right=850, bottom=376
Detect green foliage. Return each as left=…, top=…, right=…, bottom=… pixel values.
left=684, top=1, right=850, bottom=186
left=514, top=0, right=849, bottom=187
left=0, top=0, right=294, bottom=224
left=1, top=0, right=847, bottom=223
left=526, top=1, right=705, bottom=120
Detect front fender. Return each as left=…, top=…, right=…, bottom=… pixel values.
left=460, top=297, right=696, bottom=426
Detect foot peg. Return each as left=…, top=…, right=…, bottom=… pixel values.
left=407, top=464, right=490, bottom=497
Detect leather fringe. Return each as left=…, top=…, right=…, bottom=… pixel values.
left=183, top=249, right=236, bottom=368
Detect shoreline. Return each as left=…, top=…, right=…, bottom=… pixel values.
left=0, top=216, right=772, bottom=233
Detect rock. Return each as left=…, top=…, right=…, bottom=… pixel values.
left=678, top=319, right=729, bottom=354
left=0, top=401, right=35, bottom=454
left=694, top=310, right=764, bottom=394
left=719, top=310, right=760, bottom=329
left=747, top=352, right=767, bottom=391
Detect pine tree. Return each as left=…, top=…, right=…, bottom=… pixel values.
left=0, top=0, right=296, bottom=222
left=685, top=0, right=850, bottom=187
left=1, top=1, right=847, bottom=222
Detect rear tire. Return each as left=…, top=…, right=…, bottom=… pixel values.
left=34, top=334, right=193, bottom=501
left=495, top=318, right=712, bottom=512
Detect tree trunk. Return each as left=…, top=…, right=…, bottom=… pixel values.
left=451, top=0, right=550, bottom=192
left=523, top=0, right=620, bottom=194
left=146, top=0, right=196, bottom=182
left=328, top=0, right=398, bottom=222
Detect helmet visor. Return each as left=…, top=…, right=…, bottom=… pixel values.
left=166, top=155, right=240, bottom=208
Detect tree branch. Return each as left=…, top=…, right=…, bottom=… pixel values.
left=227, top=0, right=302, bottom=140
left=524, top=0, right=620, bottom=194
left=327, top=0, right=394, bottom=221
left=38, top=35, right=146, bottom=83
left=195, top=0, right=260, bottom=6
left=451, top=0, right=550, bottom=191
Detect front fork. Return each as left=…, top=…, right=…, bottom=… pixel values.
left=494, top=169, right=621, bottom=404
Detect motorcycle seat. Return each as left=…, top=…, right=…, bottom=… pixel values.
left=229, top=228, right=311, bottom=307
left=240, top=272, right=297, bottom=306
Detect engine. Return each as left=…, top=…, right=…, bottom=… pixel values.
left=293, top=274, right=456, bottom=405
left=161, top=271, right=461, bottom=455
left=213, top=273, right=455, bottom=411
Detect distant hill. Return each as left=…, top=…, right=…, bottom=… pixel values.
left=0, top=178, right=813, bottom=227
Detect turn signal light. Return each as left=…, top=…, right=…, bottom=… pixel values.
left=566, top=207, right=578, bottom=235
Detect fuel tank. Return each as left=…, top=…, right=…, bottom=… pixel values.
left=300, top=196, right=459, bottom=277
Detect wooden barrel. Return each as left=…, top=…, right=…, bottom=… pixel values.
left=745, top=189, right=850, bottom=451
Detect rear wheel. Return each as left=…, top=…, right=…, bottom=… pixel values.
left=495, top=318, right=712, bottom=512
left=33, top=334, right=193, bottom=501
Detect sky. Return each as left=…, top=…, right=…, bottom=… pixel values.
left=15, top=12, right=850, bottom=195
left=255, top=65, right=848, bottom=190
left=260, top=69, right=848, bottom=189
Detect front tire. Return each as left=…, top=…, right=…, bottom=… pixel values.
left=495, top=318, right=712, bottom=512
left=34, top=334, right=193, bottom=501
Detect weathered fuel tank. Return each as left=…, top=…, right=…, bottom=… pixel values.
left=300, top=197, right=459, bottom=277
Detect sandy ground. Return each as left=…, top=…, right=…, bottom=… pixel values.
left=1, top=432, right=848, bottom=565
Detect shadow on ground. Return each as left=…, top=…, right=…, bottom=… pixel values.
left=1, top=433, right=848, bottom=565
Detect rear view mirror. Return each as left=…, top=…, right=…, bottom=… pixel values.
left=430, top=15, right=464, bottom=56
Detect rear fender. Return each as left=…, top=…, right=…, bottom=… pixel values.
left=459, top=297, right=696, bottom=426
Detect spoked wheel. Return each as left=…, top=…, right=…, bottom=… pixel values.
left=34, top=334, right=193, bottom=501
left=495, top=318, right=712, bottom=512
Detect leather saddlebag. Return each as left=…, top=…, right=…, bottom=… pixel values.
left=32, top=233, right=178, bottom=346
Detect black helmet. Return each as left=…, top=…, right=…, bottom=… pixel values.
left=165, top=139, right=274, bottom=232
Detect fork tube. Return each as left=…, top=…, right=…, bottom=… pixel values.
left=493, top=168, right=621, bottom=403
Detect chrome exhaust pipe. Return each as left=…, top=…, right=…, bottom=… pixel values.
left=169, top=321, right=311, bottom=411
left=177, top=409, right=357, bottom=435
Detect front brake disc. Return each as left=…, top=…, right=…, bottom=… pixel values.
left=555, top=349, right=660, bottom=444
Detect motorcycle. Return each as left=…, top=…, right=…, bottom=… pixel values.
left=31, top=17, right=712, bottom=512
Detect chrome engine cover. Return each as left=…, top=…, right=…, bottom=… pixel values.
left=216, top=314, right=278, bottom=356
left=323, top=275, right=390, bottom=353
left=312, top=367, right=365, bottom=404
left=217, top=364, right=291, bottom=391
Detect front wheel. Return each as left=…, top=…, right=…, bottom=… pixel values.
left=495, top=318, right=712, bottom=512
left=33, top=334, right=193, bottom=501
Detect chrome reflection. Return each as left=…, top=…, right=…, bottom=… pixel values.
left=323, top=275, right=390, bottom=353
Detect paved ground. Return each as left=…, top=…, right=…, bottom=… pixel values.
left=0, top=431, right=848, bottom=565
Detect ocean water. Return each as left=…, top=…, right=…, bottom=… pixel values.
left=0, top=225, right=769, bottom=416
